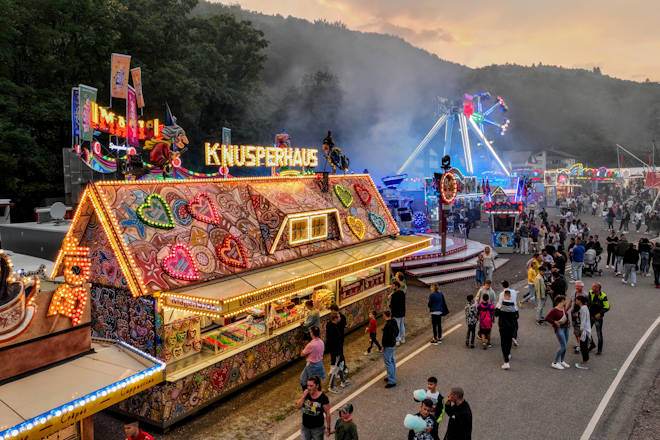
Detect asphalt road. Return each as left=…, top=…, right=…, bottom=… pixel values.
left=272, top=207, right=660, bottom=440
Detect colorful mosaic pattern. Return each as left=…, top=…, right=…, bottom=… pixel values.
left=79, top=176, right=396, bottom=293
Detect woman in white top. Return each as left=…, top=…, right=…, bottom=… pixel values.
left=482, top=246, right=496, bottom=281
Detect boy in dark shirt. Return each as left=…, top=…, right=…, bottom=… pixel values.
left=408, top=399, right=439, bottom=440
left=332, top=403, right=358, bottom=440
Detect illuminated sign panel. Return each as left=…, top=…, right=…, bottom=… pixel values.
left=205, top=143, right=318, bottom=168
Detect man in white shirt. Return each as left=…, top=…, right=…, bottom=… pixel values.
left=497, top=280, right=519, bottom=346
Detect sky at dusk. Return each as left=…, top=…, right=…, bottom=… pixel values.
left=215, top=0, right=660, bottom=82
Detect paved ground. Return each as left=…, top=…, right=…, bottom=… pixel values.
left=95, top=207, right=660, bottom=439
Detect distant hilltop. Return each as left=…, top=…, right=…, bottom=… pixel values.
left=195, top=1, right=660, bottom=174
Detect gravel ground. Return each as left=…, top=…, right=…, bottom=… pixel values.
left=628, top=367, right=660, bottom=439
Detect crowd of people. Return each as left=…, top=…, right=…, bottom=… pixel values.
left=292, top=190, right=657, bottom=440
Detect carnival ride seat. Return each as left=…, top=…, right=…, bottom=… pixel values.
left=583, top=248, right=602, bottom=277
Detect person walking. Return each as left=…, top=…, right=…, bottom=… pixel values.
left=638, top=237, right=652, bottom=277
left=571, top=281, right=585, bottom=353
left=575, top=296, right=593, bottom=370
left=382, top=310, right=399, bottom=388
left=475, top=254, right=485, bottom=286
left=652, top=241, right=660, bottom=288
left=570, top=239, right=585, bottom=282
left=534, top=266, right=548, bottom=325
left=519, top=222, right=530, bottom=254
left=326, top=312, right=350, bottom=393
left=464, top=295, right=478, bottom=348
left=329, top=303, right=349, bottom=375
left=428, top=284, right=448, bottom=345
left=332, top=403, right=358, bottom=440
left=476, top=279, right=495, bottom=304
left=443, top=387, right=472, bottom=440
left=389, top=280, right=406, bottom=345
left=363, top=310, right=382, bottom=355
left=544, top=295, right=572, bottom=370
left=495, top=290, right=518, bottom=370
left=482, top=246, right=496, bottom=281
left=606, top=208, right=615, bottom=231
left=622, top=242, right=639, bottom=287
left=299, top=326, right=326, bottom=390
left=297, top=375, right=331, bottom=440
left=589, top=282, right=610, bottom=355
left=614, top=234, right=629, bottom=275
left=605, top=230, right=618, bottom=268
left=477, top=294, right=495, bottom=348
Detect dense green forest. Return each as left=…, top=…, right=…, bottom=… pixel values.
left=1, top=0, right=659, bottom=220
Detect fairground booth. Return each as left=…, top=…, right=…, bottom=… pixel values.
left=49, top=174, right=430, bottom=429
left=484, top=201, right=523, bottom=253
left=0, top=250, right=164, bottom=440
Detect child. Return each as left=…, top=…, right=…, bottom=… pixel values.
left=425, top=376, right=445, bottom=422
left=477, top=293, right=495, bottom=349
left=406, top=399, right=438, bottom=440
left=332, top=403, right=358, bottom=440
left=475, top=254, right=485, bottom=286
left=464, top=295, right=478, bottom=348
left=364, top=310, right=382, bottom=355
left=476, top=280, right=495, bottom=304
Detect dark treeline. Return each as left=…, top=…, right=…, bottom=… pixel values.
left=1, top=0, right=659, bottom=220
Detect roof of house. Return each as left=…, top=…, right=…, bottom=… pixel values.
left=51, top=175, right=399, bottom=297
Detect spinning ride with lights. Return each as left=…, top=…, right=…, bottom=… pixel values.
left=397, top=92, right=511, bottom=177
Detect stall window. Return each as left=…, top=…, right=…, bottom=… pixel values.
left=289, top=214, right=328, bottom=246
left=290, top=218, right=309, bottom=244
left=267, top=284, right=336, bottom=332
left=311, top=214, right=327, bottom=239
left=339, top=266, right=386, bottom=301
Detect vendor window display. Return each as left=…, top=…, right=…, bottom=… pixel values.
left=339, top=266, right=386, bottom=302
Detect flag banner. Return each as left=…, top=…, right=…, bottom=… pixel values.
left=222, top=127, right=231, bottom=146
left=110, top=53, right=131, bottom=99
left=130, top=67, right=145, bottom=108
left=71, top=87, right=80, bottom=146
left=127, top=85, right=139, bottom=146
left=78, top=84, right=98, bottom=142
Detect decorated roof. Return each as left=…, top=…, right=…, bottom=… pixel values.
left=484, top=201, right=523, bottom=214
left=52, top=175, right=398, bottom=296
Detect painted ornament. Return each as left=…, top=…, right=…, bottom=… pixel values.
left=137, top=194, right=175, bottom=229
left=346, top=216, right=366, bottom=240
left=334, top=184, right=353, bottom=208
left=217, top=235, right=249, bottom=268
left=354, top=182, right=372, bottom=205
left=161, top=243, right=200, bottom=281
left=187, top=192, right=222, bottom=225
left=368, top=212, right=387, bottom=234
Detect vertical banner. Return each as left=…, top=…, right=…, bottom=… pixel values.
left=78, top=84, right=98, bottom=142
left=71, top=87, right=80, bottom=147
left=130, top=67, right=145, bottom=108
left=222, top=127, right=231, bottom=146
left=127, top=86, right=139, bottom=146
left=110, top=53, right=131, bottom=99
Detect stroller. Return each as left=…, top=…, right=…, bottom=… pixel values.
left=583, top=248, right=602, bottom=276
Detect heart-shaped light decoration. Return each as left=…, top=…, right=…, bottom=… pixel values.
left=369, top=212, right=387, bottom=234
left=354, top=182, right=372, bottom=205
left=346, top=216, right=366, bottom=240
left=161, top=243, right=200, bottom=281
left=217, top=235, right=249, bottom=268
left=334, top=184, right=353, bottom=208
left=187, top=192, right=222, bottom=225
left=137, top=194, right=175, bottom=229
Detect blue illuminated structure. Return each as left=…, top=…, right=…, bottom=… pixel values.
left=397, top=92, right=511, bottom=177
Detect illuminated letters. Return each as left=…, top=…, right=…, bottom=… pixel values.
left=205, top=143, right=320, bottom=168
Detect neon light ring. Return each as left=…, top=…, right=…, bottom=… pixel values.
left=440, top=171, right=458, bottom=204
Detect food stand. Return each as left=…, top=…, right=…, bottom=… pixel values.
left=484, top=201, right=523, bottom=253
left=50, top=174, right=431, bottom=428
